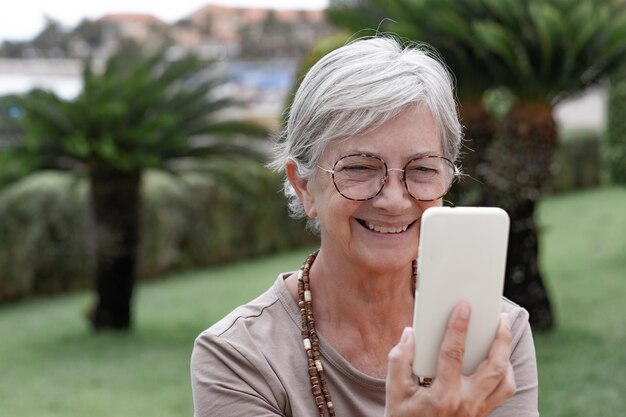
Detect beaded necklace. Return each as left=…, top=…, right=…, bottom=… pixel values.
left=297, top=250, right=417, bottom=417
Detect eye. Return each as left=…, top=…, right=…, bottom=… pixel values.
left=342, top=163, right=379, bottom=171
left=408, top=164, right=438, bottom=173
left=405, top=160, right=441, bottom=180
left=336, top=155, right=384, bottom=173
left=412, top=165, right=436, bottom=172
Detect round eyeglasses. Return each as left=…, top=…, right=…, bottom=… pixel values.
left=317, top=153, right=459, bottom=201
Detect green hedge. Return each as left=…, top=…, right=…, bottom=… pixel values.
left=0, top=173, right=91, bottom=300
left=552, top=130, right=602, bottom=193
left=0, top=169, right=317, bottom=303
left=452, top=130, right=603, bottom=199
left=0, top=130, right=605, bottom=303
left=607, top=62, right=626, bottom=184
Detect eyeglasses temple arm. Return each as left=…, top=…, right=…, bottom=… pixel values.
left=316, top=165, right=334, bottom=174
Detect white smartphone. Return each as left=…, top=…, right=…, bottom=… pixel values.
left=412, top=206, right=510, bottom=380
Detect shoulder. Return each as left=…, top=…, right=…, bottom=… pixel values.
left=194, top=275, right=298, bottom=354
left=500, top=296, right=527, bottom=315
left=499, top=297, right=536, bottom=361
left=191, top=274, right=302, bottom=416
left=205, top=283, right=283, bottom=338
left=492, top=298, right=539, bottom=416
left=192, top=272, right=305, bottom=372
left=500, top=297, right=530, bottom=332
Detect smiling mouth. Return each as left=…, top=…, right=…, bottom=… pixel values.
left=356, top=219, right=417, bottom=234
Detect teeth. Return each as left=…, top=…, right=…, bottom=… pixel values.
left=366, top=222, right=409, bottom=234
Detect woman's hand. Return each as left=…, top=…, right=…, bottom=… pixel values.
left=385, top=302, right=516, bottom=417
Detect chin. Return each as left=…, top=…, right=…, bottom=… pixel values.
left=355, top=246, right=416, bottom=273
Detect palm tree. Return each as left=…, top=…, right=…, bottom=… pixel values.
left=4, top=47, right=267, bottom=331
left=468, top=0, right=626, bottom=329
left=327, top=0, right=626, bottom=329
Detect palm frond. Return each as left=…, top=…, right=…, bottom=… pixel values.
left=191, top=120, right=269, bottom=138
left=327, top=0, right=626, bottom=104
left=1, top=47, right=269, bottom=187
left=528, top=3, right=561, bottom=78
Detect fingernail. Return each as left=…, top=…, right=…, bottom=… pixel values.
left=457, top=303, right=471, bottom=320
left=400, top=327, right=411, bottom=345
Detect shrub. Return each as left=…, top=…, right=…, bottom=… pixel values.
left=607, top=62, right=626, bottom=185
left=552, top=130, right=602, bottom=193
left=0, top=172, right=91, bottom=301
left=0, top=170, right=316, bottom=303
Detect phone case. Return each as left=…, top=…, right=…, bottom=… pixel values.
left=412, top=207, right=510, bottom=379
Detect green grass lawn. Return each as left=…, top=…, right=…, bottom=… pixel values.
left=535, top=186, right=626, bottom=416
left=0, top=186, right=624, bottom=417
left=0, top=249, right=315, bottom=417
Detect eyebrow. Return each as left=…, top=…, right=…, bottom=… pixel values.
left=340, top=150, right=443, bottom=160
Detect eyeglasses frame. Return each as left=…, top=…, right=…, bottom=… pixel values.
left=317, top=153, right=460, bottom=202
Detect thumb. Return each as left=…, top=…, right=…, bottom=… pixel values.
left=386, top=327, right=415, bottom=405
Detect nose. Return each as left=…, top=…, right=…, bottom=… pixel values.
left=372, top=168, right=412, bottom=212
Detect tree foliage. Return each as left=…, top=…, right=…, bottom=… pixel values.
left=1, top=46, right=268, bottom=330
left=9, top=51, right=266, bottom=175
left=329, top=0, right=626, bottom=103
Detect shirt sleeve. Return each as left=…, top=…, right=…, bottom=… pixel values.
left=190, top=330, right=287, bottom=417
left=489, top=305, right=540, bottom=417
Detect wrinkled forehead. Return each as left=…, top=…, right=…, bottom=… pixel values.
left=317, top=105, right=444, bottom=164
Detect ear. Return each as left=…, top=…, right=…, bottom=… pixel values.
left=285, top=159, right=317, bottom=219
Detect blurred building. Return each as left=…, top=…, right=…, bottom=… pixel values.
left=0, top=5, right=335, bottom=131
left=0, top=4, right=607, bottom=133
left=0, top=58, right=81, bottom=98
left=99, top=14, right=169, bottom=41
left=168, top=4, right=333, bottom=60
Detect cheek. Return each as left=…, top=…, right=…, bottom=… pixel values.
left=416, top=199, right=442, bottom=237
left=306, top=182, right=335, bottom=219
left=420, top=199, right=443, bottom=211
left=302, top=176, right=331, bottom=218
left=319, top=195, right=362, bottom=228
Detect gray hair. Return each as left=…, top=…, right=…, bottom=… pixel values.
left=269, top=36, right=463, bottom=232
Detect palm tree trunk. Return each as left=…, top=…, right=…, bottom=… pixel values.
left=449, top=100, right=496, bottom=206
left=483, top=101, right=556, bottom=330
left=503, top=198, right=554, bottom=330
left=89, top=171, right=142, bottom=331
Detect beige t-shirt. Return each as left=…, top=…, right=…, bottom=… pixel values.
left=191, top=274, right=539, bottom=417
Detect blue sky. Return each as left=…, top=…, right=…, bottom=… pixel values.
left=0, top=0, right=329, bottom=42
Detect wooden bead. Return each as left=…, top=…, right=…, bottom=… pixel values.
left=297, top=249, right=417, bottom=417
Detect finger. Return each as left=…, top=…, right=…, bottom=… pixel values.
left=470, top=313, right=514, bottom=397
left=483, top=362, right=516, bottom=411
left=435, top=302, right=471, bottom=387
left=386, top=327, right=416, bottom=406
left=486, top=314, right=513, bottom=372
left=490, top=313, right=513, bottom=359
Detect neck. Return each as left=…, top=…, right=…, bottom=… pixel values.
left=309, top=247, right=415, bottom=335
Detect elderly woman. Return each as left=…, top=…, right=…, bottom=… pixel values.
left=191, top=37, right=538, bottom=417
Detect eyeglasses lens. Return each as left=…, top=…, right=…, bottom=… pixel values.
left=332, top=155, right=454, bottom=201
